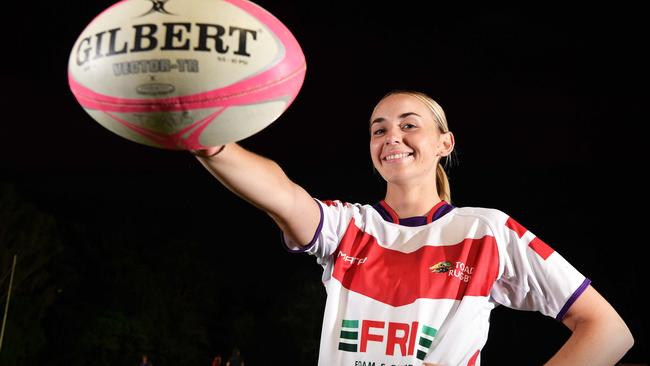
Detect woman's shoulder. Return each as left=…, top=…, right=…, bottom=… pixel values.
left=453, top=205, right=507, bottom=217
left=316, top=198, right=371, bottom=211
left=451, top=205, right=510, bottom=225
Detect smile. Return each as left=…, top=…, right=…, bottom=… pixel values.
left=383, top=152, right=413, bottom=162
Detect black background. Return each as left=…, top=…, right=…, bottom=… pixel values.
left=1, top=1, right=648, bottom=365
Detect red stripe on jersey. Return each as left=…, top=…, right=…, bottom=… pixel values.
left=322, top=200, right=351, bottom=208
left=505, top=217, right=527, bottom=238
left=426, top=200, right=448, bottom=223
left=379, top=200, right=399, bottom=223
left=529, top=236, right=554, bottom=260
left=332, top=220, right=500, bottom=306
left=467, top=349, right=480, bottom=366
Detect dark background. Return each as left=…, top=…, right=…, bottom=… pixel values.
left=1, top=1, right=648, bottom=365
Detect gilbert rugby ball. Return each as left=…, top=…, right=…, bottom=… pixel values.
left=68, top=0, right=306, bottom=149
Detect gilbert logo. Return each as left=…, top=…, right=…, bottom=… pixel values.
left=338, top=319, right=438, bottom=361
left=75, top=17, right=259, bottom=67
left=140, top=0, right=175, bottom=16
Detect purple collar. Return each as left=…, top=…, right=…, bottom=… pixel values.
left=372, top=200, right=455, bottom=227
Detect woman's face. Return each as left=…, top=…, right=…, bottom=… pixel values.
left=369, top=93, right=446, bottom=185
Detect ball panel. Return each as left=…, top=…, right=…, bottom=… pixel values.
left=198, top=100, right=287, bottom=146
left=85, top=101, right=286, bottom=150
left=86, top=107, right=229, bottom=149
left=69, top=62, right=305, bottom=113
left=85, top=108, right=166, bottom=148
left=71, top=62, right=305, bottom=149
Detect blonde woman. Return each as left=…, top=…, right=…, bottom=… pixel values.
left=192, top=90, right=633, bottom=366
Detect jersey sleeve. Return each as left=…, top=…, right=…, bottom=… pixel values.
left=282, top=199, right=358, bottom=266
left=490, top=213, right=591, bottom=320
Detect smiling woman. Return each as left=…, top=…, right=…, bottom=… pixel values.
left=369, top=91, right=454, bottom=209
left=190, top=90, right=634, bottom=366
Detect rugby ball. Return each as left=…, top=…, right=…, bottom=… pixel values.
left=68, top=0, right=306, bottom=150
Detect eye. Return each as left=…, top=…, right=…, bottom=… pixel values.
left=401, top=123, right=416, bottom=130
left=372, top=128, right=385, bottom=136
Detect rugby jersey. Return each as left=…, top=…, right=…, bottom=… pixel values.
left=283, top=199, right=589, bottom=366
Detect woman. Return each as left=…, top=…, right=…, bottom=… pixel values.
left=192, top=90, right=633, bottom=365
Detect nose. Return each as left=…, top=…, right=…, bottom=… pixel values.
left=385, top=133, right=401, bottom=145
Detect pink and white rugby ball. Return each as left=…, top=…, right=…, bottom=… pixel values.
left=68, top=0, right=306, bottom=150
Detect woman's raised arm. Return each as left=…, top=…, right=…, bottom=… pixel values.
left=192, top=143, right=320, bottom=247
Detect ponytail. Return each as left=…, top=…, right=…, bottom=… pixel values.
left=436, top=164, right=451, bottom=203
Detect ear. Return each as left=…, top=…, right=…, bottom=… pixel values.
left=436, top=131, right=455, bottom=157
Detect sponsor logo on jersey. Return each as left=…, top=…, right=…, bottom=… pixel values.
left=337, top=319, right=437, bottom=361
left=338, top=251, right=368, bottom=265
left=449, top=261, right=474, bottom=283
left=430, top=260, right=474, bottom=283
left=429, top=261, right=452, bottom=273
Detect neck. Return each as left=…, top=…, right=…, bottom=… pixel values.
left=384, top=182, right=441, bottom=218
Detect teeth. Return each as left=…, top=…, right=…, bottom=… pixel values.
left=385, top=153, right=411, bottom=161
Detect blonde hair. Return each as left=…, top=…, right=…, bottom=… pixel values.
left=376, top=90, right=454, bottom=203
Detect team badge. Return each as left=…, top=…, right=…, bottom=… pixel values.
left=429, top=261, right=452, bottom=273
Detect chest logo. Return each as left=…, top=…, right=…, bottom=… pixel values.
left=429, top=261, right=452, bottom=273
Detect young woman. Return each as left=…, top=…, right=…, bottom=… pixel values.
left=192, top=90, right=633, bottom=366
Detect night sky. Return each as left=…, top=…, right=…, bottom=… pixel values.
left=1, top=1, right=648, bottom=365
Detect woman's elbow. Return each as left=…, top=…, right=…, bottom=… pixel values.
left=606, top=312, right=635, bottom=360
left=620, top=322, right=634, bottom=352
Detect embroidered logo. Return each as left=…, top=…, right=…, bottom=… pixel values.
left=429, top=261, right=452, bottom=273
left=448, top=261, right=474, bottom=283
left=338, top=251, right=368, bottom=265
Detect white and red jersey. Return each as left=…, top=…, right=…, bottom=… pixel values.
left=283, top=199, right=589, bottom=366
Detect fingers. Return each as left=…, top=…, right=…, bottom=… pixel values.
left=190, top=145, right=225, bottom=158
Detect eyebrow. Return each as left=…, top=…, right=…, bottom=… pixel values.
left=370, top=112, right=421, bottom=125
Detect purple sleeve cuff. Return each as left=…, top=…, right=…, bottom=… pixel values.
left=555, top=278, right=592, bottom=321
left=281, top=198, right=324, bottom=253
